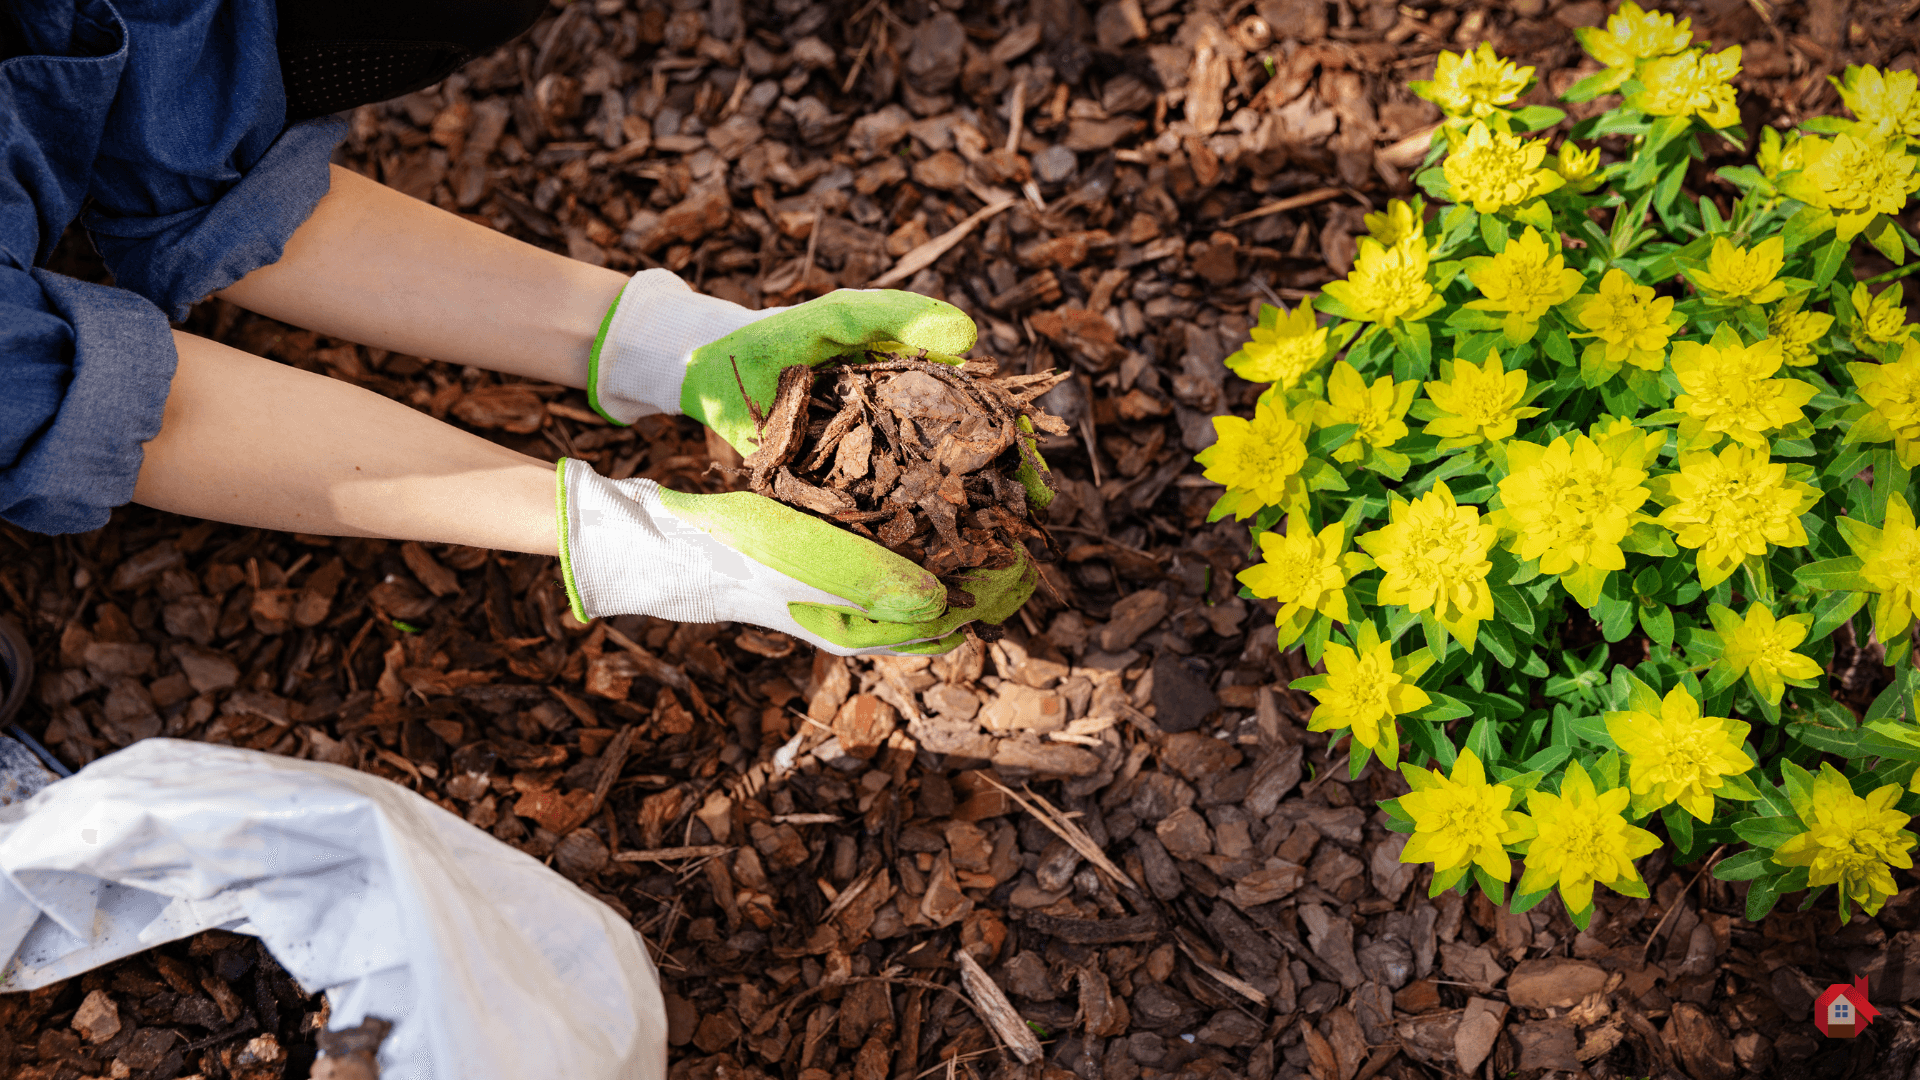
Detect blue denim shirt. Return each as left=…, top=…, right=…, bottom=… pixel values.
left=0, top=0, right=344, bottom=534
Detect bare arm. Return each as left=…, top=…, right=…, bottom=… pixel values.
left=134, top=331, right=560, bottom=555
left=215, top=165, right=628, bottom=387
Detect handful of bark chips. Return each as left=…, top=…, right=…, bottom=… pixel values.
left=736, top=351, right=1071, bottom=614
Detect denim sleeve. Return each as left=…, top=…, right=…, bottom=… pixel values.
left=0, top=270, right=178, bottom=535
left=80, top=0, right=346, bottom=318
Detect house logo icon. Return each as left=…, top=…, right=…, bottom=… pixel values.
left=1815, top=976, right=1879, bottom=1038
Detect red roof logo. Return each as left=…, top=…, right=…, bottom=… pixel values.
left=1815, top=976, right=1879, bottom=1039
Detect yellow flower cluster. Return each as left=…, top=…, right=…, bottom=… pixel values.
left=1669, top=332, right=1815, bottom=450
left=1357, top=482, right=1497, bottom=650
left=1464, top=227, right=1584, bottom=343
left=1630, top=47, right=1743, bottom=129
left=1650, top=444, right=1820, bottom=589
left=1197, top=398, right=1309, bottom=520
left=1776, top=764, right=1917, bottom=918
left=1569, top=269, right=1681, bottom=377
left=1225, top=300, right=1331, bottom=389
left=1847, top=339, right=1920, bottom=467
left=1492, top=420, right=1662, bottom=605
left=1411, top=43, right=1533, bottom=120
left=1781, top=132, right=1920, bottom=241
left=1442, top=123, right=1565, bottom=214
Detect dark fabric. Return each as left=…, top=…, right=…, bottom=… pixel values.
left=0, top=0, right=344, bottom=535
left=276, top=0, right=543, bottom=121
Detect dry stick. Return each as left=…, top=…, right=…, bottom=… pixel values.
left=869, top=198, right=1016, bottom=287
left=613, top=844, right=735, bottom=863
left=1641, top=844, right=1727, bottom=963
left=955, top=951, right=1044, bottom=1064
left=1175, top=941, right=1268, bottom=1006
left=977, top=774, right=1136, bottom=894
left=1219, top=185, right=1345, bottom=227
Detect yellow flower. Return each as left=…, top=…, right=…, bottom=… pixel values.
left=1631, top=47, right=1743, bottom=129
left=1775, top=763, right=1917, bottom=918
left=1846, top=339, right=1920, bottom=468
left=1463, top=227, right=1586, bottom=343
left=1567, top=269, right=1680, bottom=375
left=1441, top=122, right=1566, bottom=215
left=1576, top=0, right=1693, bottom=70
left=1320, top=236, right=1443, bottom=328
left=1649, top=443, right=1821, bottom=589
left=1670, top=333, right=1816, bottom=450
left=1364, top=198, right=1423, bottom=248
left=1852, top=281, right=1916, bottom=349
left=1756, top=126, right=1804, bottom=181
left=1315, top=360, right=1418, bottom=464
left=1769, top=303, right=1834, bottom=367
left=1411, top=43, right=1533, bottom=119
left=1781, top=132, right=1920, bottom=241
left=1517, top=761, right=1662, bottom=916
left=1606, top=684, right=1754, bottom=822
left=1196, top=397, right=1309, bottom=520
left=1685, top=236, right=1789, bottom=306
left=1840, top=492, right=1920, bottom=643
left=1422, top=351, right=1545, bottom=445
left=1239, top=516, right=1367, bottom=648
left=1226, top=300, right=1332, bottom=389
left=1398, top=750, right=1533, bottom=887
left=1834, top=64, right=1920, bottom=142
left=1713, top=602, right=1823, bottom=706
left=1554, top=142, right=1604, bottom=192
left=1303, top=621, right=1430, bottom=768
left=1357, top=481, right=1497, bottom=650
left=1492, top=427, right=1657, bottom=594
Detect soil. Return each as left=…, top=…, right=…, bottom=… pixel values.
left=0, top=930, right=327, bottom=1080
left=5, top=0, right=1920, bottom=1079
left=744, top=353, right=1069, bottom=606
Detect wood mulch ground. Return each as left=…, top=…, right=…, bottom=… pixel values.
left=5, top=0, right=1920, bottom=1077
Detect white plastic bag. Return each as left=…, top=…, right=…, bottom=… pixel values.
left=0, top=738, right=667, bottom=1080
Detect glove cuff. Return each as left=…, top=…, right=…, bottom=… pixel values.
left=587, top=270, right=772, bottom=425
left=555, top=459, right=721, bottom=623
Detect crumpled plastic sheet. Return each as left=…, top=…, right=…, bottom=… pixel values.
left=0, top=738, right=667, bottom=1080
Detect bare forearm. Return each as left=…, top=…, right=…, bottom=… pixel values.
left=134, top=332, right=560, bottom=555
left=215, top=165, right=627, bottom=387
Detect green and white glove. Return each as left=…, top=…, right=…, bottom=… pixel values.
left=586, top=269, right=977, bottom=451
left=555, top=459, right=1036, bottom=657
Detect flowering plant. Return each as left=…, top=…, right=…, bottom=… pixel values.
left=1207, top=10, right=1920, bottom=926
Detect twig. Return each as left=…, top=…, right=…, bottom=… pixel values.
left=1219, top=185, right=1345, bottom=227
left=613, top=844, right=735, bottom=863
left=730, top=355, right=764, bottom=429
left=956, top=951, right=1044, bottom=1064
left=869, top=199, right=1016, bottom=287
left=1641, top=844, right=1726, bottom=963
left=977, top=775, right=1137, bottom=895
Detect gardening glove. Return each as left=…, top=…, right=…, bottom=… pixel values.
left=586, top=269, right=978, bottom=452
left=556, top=459, right=1037, bottom=656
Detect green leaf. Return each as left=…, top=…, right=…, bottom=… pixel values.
left=1730, top=815, right=1805, bottom=848
left=1481, top=212, right=1510, bottom=253
left=1465, top=717, right=1502, bottom=766
left=1806, top=589, right=1869, bottom=643
left=1712, top=849, right=1775, bottom=881
left=1308, top=423, right=1360, bottom=457
left=1746, top=874, right=1785, bottom=921
left=1639, top=601, right=1675, bottom=648
left=1489, top=583, right=1537, bottom=637
left=1795, top=557, right=1870, bottom=591
left=1662, top=803, right=1696, bottom=856
left=1564, top=713, right=1618, bottom=749
left=1810, top=234, right=1849, bottom=288
left=1511, top=105, right=1568, bottom=131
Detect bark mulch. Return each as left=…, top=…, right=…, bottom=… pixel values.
left=6, top=0, right=1920, bottom=1078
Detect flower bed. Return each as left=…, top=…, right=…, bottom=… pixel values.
left=1201, top=0, right=1920, bottom=927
